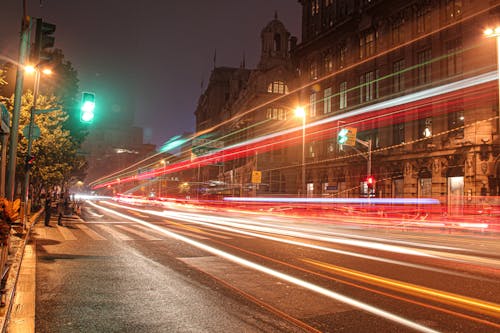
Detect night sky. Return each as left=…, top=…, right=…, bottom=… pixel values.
left=0, top=0, right=301, bottom=148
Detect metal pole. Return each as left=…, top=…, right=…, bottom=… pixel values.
left=6, top=18, right=32, bottom=200
left=367, top=138, right=372, bottom=176
left=301, top=116, right=306, bottom=197
left=496, top=36, right=500, bottom=135
left=22, top=68, right=40, bottom=227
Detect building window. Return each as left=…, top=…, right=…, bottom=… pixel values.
left=310, top=62, right=318, bottom=80
left=417, top=49, right=432, bottom=85
left=418, top=117, right=433, bottom=138
left=393, top=122, right=405, bottom=145
left=274, top=34, right=281, bottom=51
left=359, top=70, right=379, bottom=103
left=310, top=93, right=317, bottom=117
left=266, top=107, right=287, bottom=120
left=391, top=16, right=405, bottom=45
left=267, top=80, right=288, bottom=94
left=325, top=0, right=333, bottom=7
left=448, top=111, right=464, bottom=135
left=312, top=0, right=320, bottom=15
left=339, top=81, right=347, bottom=109
left=446, top=38, right=462, bottom=77
left=393, top=59, right=405, bottom=93
left=324, top=88, right=332, bottom=114
left=360, top=30, right=376, bottom=59
left=446, top=0, right=462, bottom=21
left=324, top=54, right=333, bottom=73
left=416, top=7, right=431, bottom=34
left=339, top=44, right=347, bottom=69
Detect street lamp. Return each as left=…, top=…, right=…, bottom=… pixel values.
left=484, top=27, right=500, bottom=135
left=159, top=159, right=166, bottom=197
left=294, top=106, right=306, bottom=196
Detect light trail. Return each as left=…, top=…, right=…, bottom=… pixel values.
left=223, top=196, right=440, bottom=205
left=304, top=259, right=500, bottom=319
left=102, top=201, right=491, bottom=281
left=93, top=71, right=497, bottom=189
left=88, top=200, right=439, bottom=333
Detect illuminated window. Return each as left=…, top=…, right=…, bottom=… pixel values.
left=339, top=45, right=347, bottom=69
left=310, top=93, right=317, bottom=117
left=267, top=80, right=288, bottom=94
left=339, top=81, right=347, bottom=109
left=324, top=54, right=333, bottom=73
left=359, top=30, right=376, bottom=59
left=393, top=59, right=405, bottom=93
left=312, top=0, right=320, bottom=15
left=417, top=49, right=432, bottom=85
left=446, top=0, right=462, bottom=21
left=325, top=0, right=333, bottom=7
left=324, top=88, right=332, bottom=114
left=359, top=70, right=379, bottom=103
left=446, top=38, right=462, bottom=77
left=309, top=62, right=318, bottom=80
left=266, top=107, right=286, bottom=120
left=419, top=117, right=433, bottom=138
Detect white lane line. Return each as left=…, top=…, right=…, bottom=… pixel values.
left=115, top=225, right=162, bottom=241
left=94, top=224, right=133, bottom=241
left=56, top=225, right=77, bottom=241
left=78, top=224, right=108, bottom=240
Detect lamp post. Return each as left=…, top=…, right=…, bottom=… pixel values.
left=294, top=106, right=306, bottom=197
left=159, top=159, right=166, bottom=197
left=484, top=27, right=500, bottom=135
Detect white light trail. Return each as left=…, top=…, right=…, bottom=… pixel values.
left=89, top=201, right=439, bottom=333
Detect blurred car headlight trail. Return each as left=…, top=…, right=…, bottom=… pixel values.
left=102, top=201, right=487, bottom=280
left=89, top=201, right=438, bottom=333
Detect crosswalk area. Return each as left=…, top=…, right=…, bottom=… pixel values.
left=33, top=217, right=242, bottom=243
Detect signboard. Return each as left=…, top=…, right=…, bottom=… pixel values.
left=191, top=138, right=224, bottom=158
left=22, top=124, right=41, bottom=139
left=344, top=127, right=357, bottom=146
left=251, top=171, right=262, bottom=184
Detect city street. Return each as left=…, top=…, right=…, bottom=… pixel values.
left=30, top=201, right=500, bottom=332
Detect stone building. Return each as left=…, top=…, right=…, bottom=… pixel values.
left=290, top=0, right=499, bottom=211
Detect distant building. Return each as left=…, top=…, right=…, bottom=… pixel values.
left=194, top=13, right=300, bottom=196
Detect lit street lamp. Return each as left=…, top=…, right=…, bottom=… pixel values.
left=159, top=159, right=166, bottom=197
left=484, top=27, right=500, bottom=135
left=294, top=106, right=306, bottom=196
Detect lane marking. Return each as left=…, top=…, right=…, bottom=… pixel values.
left=56, top=225, right=77, bottom=241
left=77, top=224, right=107, bottom=240
left=304, top=258, right=500, bottom=319
left=115, top=225, right=162, bottom=241
left=94, top=224, right=133, bottom=241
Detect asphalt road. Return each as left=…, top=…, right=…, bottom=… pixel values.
left=33, top=200, right=500, bottom=332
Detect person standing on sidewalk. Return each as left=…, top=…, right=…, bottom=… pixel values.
left=44, top=195, right=52, bottom=226
left=57, top=194, right=64, bottom=226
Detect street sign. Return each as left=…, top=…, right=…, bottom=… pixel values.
left=251, top=171, right=262, bottom=184
left=191, top=138, right=224, bottom=157
left=338, top=127, right=357, bottom=146
left=22, top=124, right=41, bottom=139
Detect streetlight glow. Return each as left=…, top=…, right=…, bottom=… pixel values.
left=24, top=65, right=35, bottom=74
left=41, top=68, right=53, bottom=75
left=294, top=106, right=305, bottom=118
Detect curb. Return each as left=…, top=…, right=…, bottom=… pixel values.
left=0, top=209, right=43, bottom=333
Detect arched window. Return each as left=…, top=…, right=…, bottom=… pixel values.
left=274, top=33, right=281, bottom=51
left=267, top=80, right=288, bottom=94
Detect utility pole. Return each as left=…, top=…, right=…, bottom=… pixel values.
left=6, top=17, right=32, bottom=200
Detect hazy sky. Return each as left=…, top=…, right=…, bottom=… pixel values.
left=0, top=0, right=301, bottom=147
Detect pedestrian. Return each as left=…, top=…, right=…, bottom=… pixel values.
left=44, top=196, right=52, bottom=226
left=57, top=195, right=64, bottom=226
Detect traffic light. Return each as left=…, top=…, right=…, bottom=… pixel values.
left=337, top=128, right=349, bottom=144
left=33, top=18, right=56, bottom=63
left=25, top=154, right=35, bottom=171
left=80, top=92, right=95, bottom=123
left=366, top=176, right=375, bottom=189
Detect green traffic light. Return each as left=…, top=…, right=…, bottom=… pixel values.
left=80, top=92, right=95, bottom=123
left=337, top=128, right=349, bottom=144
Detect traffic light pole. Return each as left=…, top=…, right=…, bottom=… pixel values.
left=6, top=17, right=32, bottom=200
left=355, top=138, right=372, bottom=177
left=22, top=68, right=40, bottom=228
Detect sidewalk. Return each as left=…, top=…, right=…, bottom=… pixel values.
left=0, top=210, right=42, bottom=333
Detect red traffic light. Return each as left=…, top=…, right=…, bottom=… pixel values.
left=366, top=176, right=374, bottom=184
